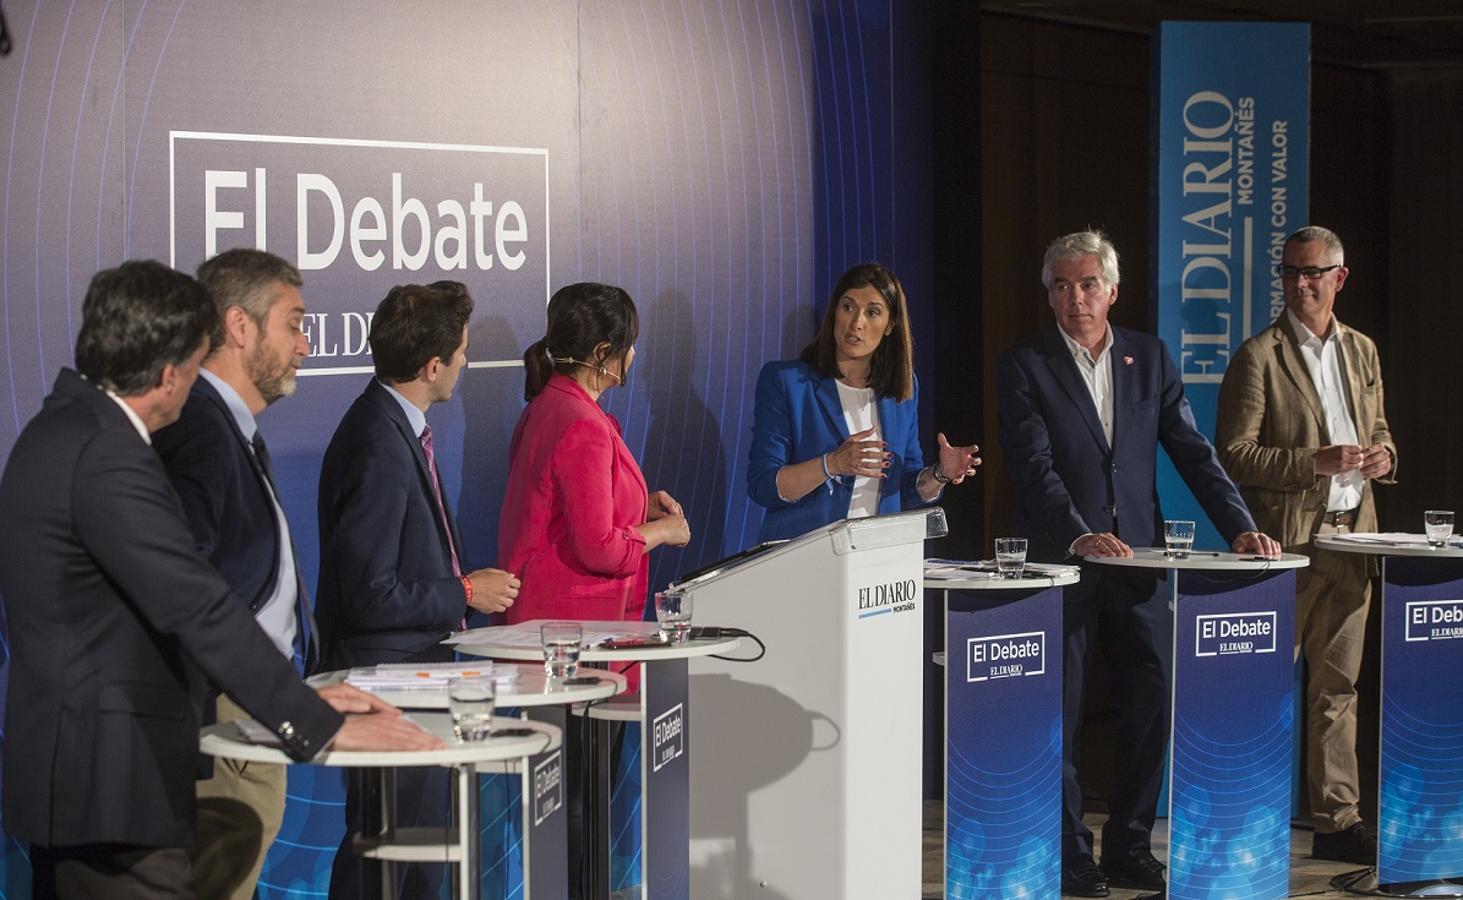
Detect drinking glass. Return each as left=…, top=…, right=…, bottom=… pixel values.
left=1425, top=510, right=1454, bottom=548
left=1164, top=520, right=1196, bottom=559
left=655, top=590, right=694, bottom=642
left=994, top=537, right=1027, bottom=579
left=447, top=677, right=495, bottom=742
left=541, top=622, right=583, bottom=679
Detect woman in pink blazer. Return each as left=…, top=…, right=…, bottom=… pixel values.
left=499, top=283, right=691, bottom=628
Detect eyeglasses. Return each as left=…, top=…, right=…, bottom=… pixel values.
left=1275, top=264, right=1342, bottom=281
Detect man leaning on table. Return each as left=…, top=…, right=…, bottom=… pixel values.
left=0, top=260, right=438, bottom=900
left=996, top=229, right=1280, bottom=898
left=1216, top=225, right=1396, bottom=865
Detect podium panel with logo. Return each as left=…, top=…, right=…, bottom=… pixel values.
left=1089, top=550, right=1306, bottom=900
left=1314, top=534, right=1463, bottom=889
left=926, top=564, right=1076, bottom=898
left=675, top=510, right=933, bottom=900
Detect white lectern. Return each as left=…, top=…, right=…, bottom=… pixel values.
left=674, top=509, right=936, bottom=900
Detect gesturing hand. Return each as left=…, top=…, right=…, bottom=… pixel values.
left=935, top=433, right=981, bottom=485
left=1073, top=532, right=1132, bottom=559
left=466, top=568, right=520, bottom=614
left=331, top=712, right=443, bottom=752
left=648, top=490, right=684, bottom=520
left=316, top=683, right=403, bottom=716
left=1314, top=444, right=1363, bottom=476
left=1232, top=531, right=1282, bottom=558
left=826, top=427, right=889, bottom=479
left=1358, top=443, right=1392, bottom=480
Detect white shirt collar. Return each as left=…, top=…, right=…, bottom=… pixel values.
left=1057, top=323, right=1113, bottom=362
left=104, top=389, right=152, bottom=445
left=379, top=379, right=427, bottom=438
left=1286, top=308, right=1338, bottom=348
left=198, top=368, right=260, bottom=443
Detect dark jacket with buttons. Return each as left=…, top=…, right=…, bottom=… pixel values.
left=997, top=324, right=1257, bottom=562
left=0, top=370, right=341, bottom=849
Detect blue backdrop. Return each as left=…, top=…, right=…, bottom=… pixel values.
left=0, top=0, right=928, bottom=895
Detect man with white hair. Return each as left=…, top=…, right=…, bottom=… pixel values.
left=997, top=230, right=1279, bottom=896
left=1217, top=225, right=1395, bottom=864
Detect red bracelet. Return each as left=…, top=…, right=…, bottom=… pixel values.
left=460, top=575, right=474, bottom=605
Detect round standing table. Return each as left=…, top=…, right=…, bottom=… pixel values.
left=1087, top=548, right=1307, bottom=899
left=1313, top=534, right=1463, bottom=894
left=927, top=563, right=1080, bottom=897
left=454, top=622, right=741, bottom=900
left=200, top=713, right=559, bottom=900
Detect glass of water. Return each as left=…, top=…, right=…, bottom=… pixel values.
left=655, top=590, right=694, bottom=642
left=447, top=676, right=495, bottom=742
left=994, top=537, right=1027, bottom=579
left=1425, top=510, right=1454, bottom=548
left=541, top=622, right=583, bottom=679
left=1164, top=520, right=1196, bottom=559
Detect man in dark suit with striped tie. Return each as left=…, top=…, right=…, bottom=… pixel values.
left=317, top=281, right=519, bottom=898
left=154, top=248, right=321, bottom=900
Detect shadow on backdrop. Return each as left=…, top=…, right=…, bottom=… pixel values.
left=455, top=314, right=525, bottom=628
left=639, top=291, right=729, bottom=591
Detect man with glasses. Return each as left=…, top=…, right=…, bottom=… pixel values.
left=1216, top=225, right=1396, bottom=864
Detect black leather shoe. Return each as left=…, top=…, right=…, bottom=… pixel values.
left=1101, top=849, right=1167, bottom=890
left=1312, top=821, right=1377, bottom=865
left=1062, top=854, right=1110, bottom=897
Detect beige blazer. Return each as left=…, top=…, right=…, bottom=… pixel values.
left=1216, top=316, right=1397, bottom=550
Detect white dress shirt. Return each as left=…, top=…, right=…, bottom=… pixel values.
left=1057, top=324, right=1115, bottom=446
left=1286, top=309, right=1363, bottom=512
left=199, top=368, right=299, bottom=659
left=835, top=379, right=883, bottom=519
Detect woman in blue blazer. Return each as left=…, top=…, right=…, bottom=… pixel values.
left=749, top=263, right=981, bottom=542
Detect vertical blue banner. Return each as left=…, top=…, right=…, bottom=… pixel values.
left=1170, top=570, right=1295, bottom=899
left=943, top=586, right=1062, bottom=899
left=1378, top=557, right=1463, bottom=885
left=1152, top=21, right=1310, bottom=546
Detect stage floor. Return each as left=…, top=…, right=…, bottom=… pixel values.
left=922, top=801, right=1374, bottom=898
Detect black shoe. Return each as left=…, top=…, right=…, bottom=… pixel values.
left=1062, top=854, right=1110, bottom=897
left=1312, top=821, right=1377, bottom=865
left=1101, top=849, right=1167, bottom=890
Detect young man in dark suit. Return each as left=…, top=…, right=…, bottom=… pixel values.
left=996, top=231, right=1280, bottom=897
left=318, top=281, right=518, bottom=898
left=0, top=261, right=439, bottom=899
left=153, top=249, right=315, bottom=899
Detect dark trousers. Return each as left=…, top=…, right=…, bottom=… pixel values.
left=328, top=765, right=452, bottom=899
left=1062, top=565, right=1170, bottom=862
left=31, top=843, right=194, bottom=899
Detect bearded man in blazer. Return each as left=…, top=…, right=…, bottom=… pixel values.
left=153, top=248, right=318, bottom=900
left=0, top=261, right=436, bottom=898
left=996, top=230, right=1279, bottom=897
left=1216, top=226, right=1396, bottom=865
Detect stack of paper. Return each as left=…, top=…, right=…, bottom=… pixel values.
left=345, top=661, right=518, bottom=693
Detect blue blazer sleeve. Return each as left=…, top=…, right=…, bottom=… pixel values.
left=747, top=361, right=801, bottom=511
left=894, top=376, right=928, bottom=510
left=995, top=345, right=1092, bottom=552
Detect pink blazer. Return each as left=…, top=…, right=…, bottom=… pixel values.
left=499, top=375, right=650, bottom=625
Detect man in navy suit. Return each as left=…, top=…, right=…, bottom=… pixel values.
left=318, top=281, right=518, bottom=898
left=153, top=249, right=315, bottom=899
left=0, top=261, right=438, bottom=898
left=996, top=231, right=1279, bottom=897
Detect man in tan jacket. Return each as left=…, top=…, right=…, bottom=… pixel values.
left=1216, top=225, right=1396, bottom=865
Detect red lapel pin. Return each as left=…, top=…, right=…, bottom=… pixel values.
left=1123, top=355, right=1134, bottom=366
